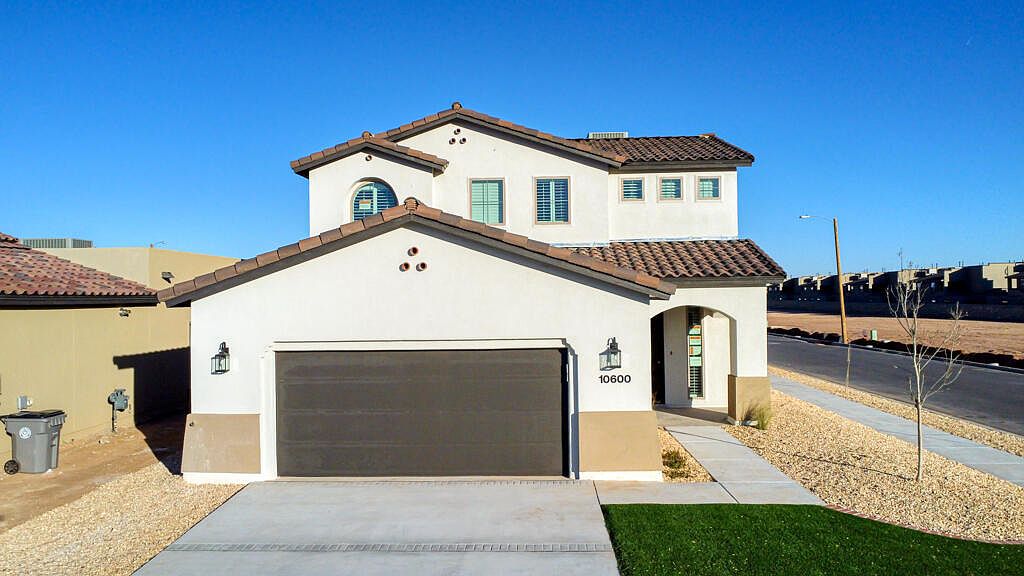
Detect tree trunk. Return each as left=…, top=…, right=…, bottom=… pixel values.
left=916, top=401, right=924, bottom=481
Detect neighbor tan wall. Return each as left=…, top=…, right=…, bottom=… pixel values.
left=1, top=250, right=238, bottom=461
left=42, top=247, right=238, bottom=290
left=0, top=305, right=179, bottom=460
left=578, top=410, right=662, bottom=473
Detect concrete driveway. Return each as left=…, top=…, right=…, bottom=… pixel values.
left=135, top=480, right=618, bottom=575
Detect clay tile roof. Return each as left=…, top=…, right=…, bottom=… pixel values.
left=291, top=136, right=449, bottom=177
left=0, top=231, right=156, bottom=302
left=160, top=198, right=674, bottom=304
left=570, top=240, right=784, bottom=280
left=292, top=103, right=627, bottom=176
left=572, top=135, right=755, bottom=165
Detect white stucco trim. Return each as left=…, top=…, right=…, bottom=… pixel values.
left=269, top=338, right=567, bottom=352
left=580, top=470, right=663, bottom=482
left=183, top=472, right=266, bottom=484
left=257, top=338, right=580, bottom=480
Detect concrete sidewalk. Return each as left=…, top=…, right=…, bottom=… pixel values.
left=597, top=426, right=822, bottom=505
left=773, top=376, right=1024, bottom=486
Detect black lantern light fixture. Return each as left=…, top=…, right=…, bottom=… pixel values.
left=599, top=337, right=622, bottom=371
left=210, top=342, right=230, bottom=374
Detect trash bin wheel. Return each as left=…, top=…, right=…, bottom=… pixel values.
left=3, top=459, right=18, bottom=475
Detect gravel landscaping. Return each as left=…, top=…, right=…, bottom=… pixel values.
left=658, top=427, right=713, bottom=482
left=0, top=457, right=240, bottom=575
left=771, top=366, right=1024, bottom=457
left=726, top=390, right=1024, bottom=542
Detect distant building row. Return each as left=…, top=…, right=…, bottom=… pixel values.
left=770, top=261, right=1024, bottom=305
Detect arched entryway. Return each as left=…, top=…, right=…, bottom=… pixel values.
left=651, top=305, right=735, bottom=408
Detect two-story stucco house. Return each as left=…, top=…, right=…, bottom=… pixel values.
left=160, top=102, right=784, bottom=483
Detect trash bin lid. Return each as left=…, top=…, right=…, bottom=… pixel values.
left=1, top=409, right=66, bottom=420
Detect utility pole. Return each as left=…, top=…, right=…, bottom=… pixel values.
left=799, top=215, right=849, bottom=344
left=833, top=217, right=848, bottom=344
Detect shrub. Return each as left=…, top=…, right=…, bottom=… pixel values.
left=745, top=403, right=774, bottom=430
left=662, top=449, right=688, bottom=479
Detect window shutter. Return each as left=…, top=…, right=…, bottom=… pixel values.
left=622, top=179, right=643, bottom=200
left=698, top=178, right=720, bottom=200
left=660, top=178, right=682, bottom=200
left=471, top=180, right=503, bottom=224
left=352, top=182, right=398, bottom=220
left=536, top=178, right=569, bottom=222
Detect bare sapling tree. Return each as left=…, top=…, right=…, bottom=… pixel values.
left=887, top=256, right=965, bottom=481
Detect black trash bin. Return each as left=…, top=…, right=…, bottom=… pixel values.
left=1, top=410, right=67, bottom=474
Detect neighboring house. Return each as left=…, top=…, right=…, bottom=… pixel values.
left=0, top=233, right=236, bottom=461
left=160, top=103, right=784, bottom=483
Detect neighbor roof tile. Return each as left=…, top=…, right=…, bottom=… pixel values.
left=0, top=231, right=155, bottom=301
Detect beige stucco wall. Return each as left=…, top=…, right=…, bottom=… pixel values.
left=42, top=247, right=238, bottom=290
left=0, top=305, right=184, bottom=460
left=1, top=249, right=238, bottom=461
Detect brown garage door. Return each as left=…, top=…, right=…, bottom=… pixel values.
left=276, top=348, right=566, bottom=477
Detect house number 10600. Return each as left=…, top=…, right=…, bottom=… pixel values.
left=599, top=374, right=631, bottom=383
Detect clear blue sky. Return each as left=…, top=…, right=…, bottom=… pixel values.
left=2, top=1, right=1021, bottom=276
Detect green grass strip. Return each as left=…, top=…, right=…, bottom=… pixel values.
left=602, top=504, right=1023, bottom=576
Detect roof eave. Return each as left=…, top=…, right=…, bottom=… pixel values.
left=162, top=213, right=671, bottom=306
left=291, top=142, right=447, bottom=178
left=386, top=113, right=625, bottom=168
left=0, top=294, right=158, bottom=308
left=611, top=159, right=753, bottom=173
left=667, top=275, right=786, bottom=289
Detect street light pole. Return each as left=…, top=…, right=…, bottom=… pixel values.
left=799, top=215, right=849, bottom=344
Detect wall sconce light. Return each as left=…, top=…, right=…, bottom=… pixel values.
left=210, top=342, right=230, bottom=374
left=599, top=337, right=621, bottom=371
left=161, top=271, right=175, bottom=283
left=118, top=308, right=131, bottom=317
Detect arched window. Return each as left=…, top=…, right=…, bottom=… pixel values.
left=352, top=181, right=398, bottom=220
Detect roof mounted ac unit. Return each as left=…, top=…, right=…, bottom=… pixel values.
left=587, top=131, right=629, bottom=139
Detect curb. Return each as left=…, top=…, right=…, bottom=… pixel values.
left=767, top=332, right=1024, bottom=375
left=825, top=504, right=1024, bottom=545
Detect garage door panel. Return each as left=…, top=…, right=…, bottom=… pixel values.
left=278, top=410, right=563, bottom=444
left=276, top=349, right=565, bottom=477
left=279, top=442, right=564, bottom=477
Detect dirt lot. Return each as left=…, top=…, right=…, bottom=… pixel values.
left=0, top=417, right=186, bottom=532
left=727, top=390, right=1024, bottom=542
left=768, top=311, right=1024, bottom=358
left=0, top=457, right=239, bottom=575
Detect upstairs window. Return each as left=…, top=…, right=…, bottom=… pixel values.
left=697, top=177, right=721, bottom=201
left=535, top=178, right=569, bottom=223
left=470, top=179, right=505, bottom=225
left=621, top=178, right=644, bottom=201
left=659, top=178, right=682, bottom=200
left=352, top=181, right=398, bottom=220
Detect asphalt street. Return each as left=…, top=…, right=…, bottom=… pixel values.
left=768, top=335, right=1024, bottom=436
